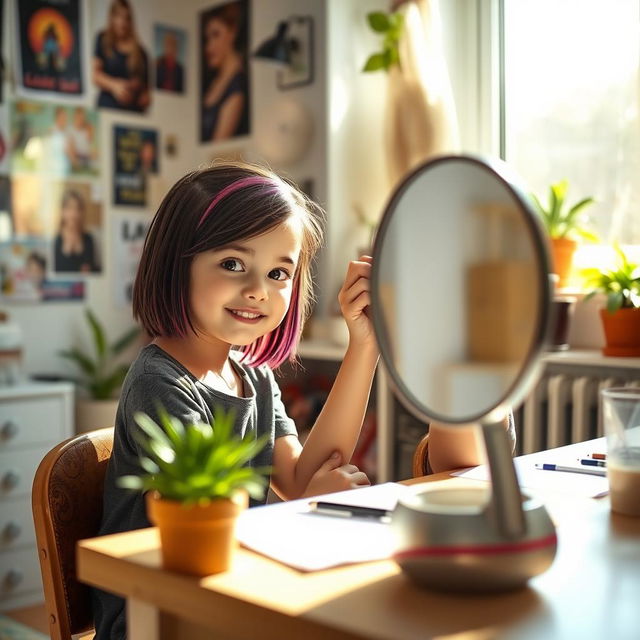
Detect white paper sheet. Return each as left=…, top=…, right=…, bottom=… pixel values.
left=452, top=437, right=609, bottom=498
left=236, top=483, right=409, bottom=571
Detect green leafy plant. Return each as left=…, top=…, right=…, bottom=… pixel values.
left=362, top=11, right=405, bottom=73
left=582, top=245, right=640, bottom=312
left=58, top=308, right=140, bottom=400
left=530, top=179, right=598, bottom=241
left=118, top=405, right=271, bottom=505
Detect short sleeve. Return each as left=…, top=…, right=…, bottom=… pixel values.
left=265, top=367, right=298, bottom=439
left=121, top=371, right=211, bottom=455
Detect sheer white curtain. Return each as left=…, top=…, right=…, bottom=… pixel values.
left=385, top=0, right=460, bottom=189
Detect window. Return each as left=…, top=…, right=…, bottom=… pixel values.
left=502, top=0, right=640, bottom=245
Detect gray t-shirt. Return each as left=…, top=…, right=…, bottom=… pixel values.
left=92, top=344, right=297, bottom=640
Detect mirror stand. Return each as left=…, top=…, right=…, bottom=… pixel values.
left=482, top=420, right=526, bottom=538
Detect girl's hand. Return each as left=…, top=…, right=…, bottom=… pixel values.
left=338, top=255, right=377, bottom=349
left=302, top=451, right=370, bottom=498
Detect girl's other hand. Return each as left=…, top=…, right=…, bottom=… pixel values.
left=338, top=255, right=377, bottom=350
left=302, top=451, right=370, bottom=498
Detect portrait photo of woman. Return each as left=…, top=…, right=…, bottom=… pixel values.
left=53, top=189, right=100, bottom=274
left=199, top=1, right=250, bottom=143
left=92, top=0, right=150, bottom=113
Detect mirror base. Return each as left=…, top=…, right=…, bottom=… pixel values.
left=391, top=486, right=556, bottom=593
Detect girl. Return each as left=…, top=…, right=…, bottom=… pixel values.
left=93, top=161, right=513, bottom=639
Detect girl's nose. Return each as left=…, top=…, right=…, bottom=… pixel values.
left=242, top=275, right=268, bottom=301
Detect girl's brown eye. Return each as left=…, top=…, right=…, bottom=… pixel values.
left=269, top=268, right=290, bottom=281
left=221, top=259, right=243, bottom=272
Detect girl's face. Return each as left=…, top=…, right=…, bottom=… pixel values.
left=110, top=5, right=132, bottom=39
left=61, top=198, right=83, bottom=233
left=204, top=18, right=236, bottom=68
left=189, top=218, right=303, bottom=348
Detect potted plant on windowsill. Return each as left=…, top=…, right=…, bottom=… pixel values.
left=118, top=406, right=270, bottom=576
left=530, top=180, right=598, bottom=288
left=581, top=245, right=640, bottom=357
left=59, top=308, right=141, bottom=432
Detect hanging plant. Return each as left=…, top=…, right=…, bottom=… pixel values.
left=362, top=11, right=405, bottom=73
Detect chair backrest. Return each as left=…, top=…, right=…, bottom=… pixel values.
left=32, top=427, right=114, bottom=640
left=412, top=432, right=430, bottom=477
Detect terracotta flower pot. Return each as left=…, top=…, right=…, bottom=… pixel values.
left=599, top=308, right=640, bottom=357
left=550, top=237, right=578, bottom=289
left=146, top=490, right=248, bottom=576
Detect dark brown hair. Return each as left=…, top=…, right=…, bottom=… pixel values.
left=133, top=161, right=323, bottom=367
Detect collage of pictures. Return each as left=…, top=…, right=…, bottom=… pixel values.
left=0, top=0, right=251, bottom=304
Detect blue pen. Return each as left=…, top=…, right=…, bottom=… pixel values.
left=579, top=458, right=606, bottom=468
left=535, top=463, right=606, bottom=477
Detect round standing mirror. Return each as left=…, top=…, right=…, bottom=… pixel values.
left=372, top=154, right=551, bottom=425
left=372, top=155, right=557, bottom=592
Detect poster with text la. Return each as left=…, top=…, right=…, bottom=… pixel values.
left=16, top=0, right=87, bottom=101
left=113, top=125, right=159, bottom=207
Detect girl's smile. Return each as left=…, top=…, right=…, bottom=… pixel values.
left=226, top=307, right=265, bottom=323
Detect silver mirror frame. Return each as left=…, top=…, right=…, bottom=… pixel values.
left=371, top=153, right=554, bottom=428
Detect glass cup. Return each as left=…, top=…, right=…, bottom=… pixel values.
left=601, top=387, right=640, bottom=516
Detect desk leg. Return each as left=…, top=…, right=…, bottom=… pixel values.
left=128, top=597, right=160, bottom=640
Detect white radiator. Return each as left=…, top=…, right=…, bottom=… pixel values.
left=518, top=372, right=640, bottom=455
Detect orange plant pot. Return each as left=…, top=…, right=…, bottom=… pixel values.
left=599, top=308, right=640, bottom=357
left=550, top=237, right=578, bottom=289
left=146, top=491, right=248, bottom=576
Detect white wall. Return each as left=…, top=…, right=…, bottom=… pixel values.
left=3, top=0, right=200, bottom=376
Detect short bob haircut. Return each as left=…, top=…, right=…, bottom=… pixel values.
left=133, top=161, right=324, bottom=368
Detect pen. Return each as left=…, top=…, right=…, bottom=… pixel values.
left=579, top=458, right=606, bottom=467
left=535, top=463, right=606, bottom=477
left=308, top=501, right=392, bottom=521
left=590, top=453, right=607, bottom=460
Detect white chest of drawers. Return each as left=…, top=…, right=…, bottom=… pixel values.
left=0, top=382, right=74, bottom=611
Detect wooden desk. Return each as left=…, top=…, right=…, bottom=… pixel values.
left=78, top=474, right=640, bottom=640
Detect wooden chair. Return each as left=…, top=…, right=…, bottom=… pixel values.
left=32, top=428, right=114, bottom=640
left=412, top=433, right=430, bottom=477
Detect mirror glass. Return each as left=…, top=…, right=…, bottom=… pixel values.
left=372, top=155, right=550, bottom=424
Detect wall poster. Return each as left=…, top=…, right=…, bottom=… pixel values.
left=113, top=125, right=159, bottom=207
left=16, top=0, right=87, bottom=101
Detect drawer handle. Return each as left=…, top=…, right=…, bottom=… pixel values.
left=1, top=420, right=19, bottom=440
left=2, top=471, right=20, bottom=491
left=4, top=568, right=24, bottom=589
left=3, top=521, right=22, bottom=541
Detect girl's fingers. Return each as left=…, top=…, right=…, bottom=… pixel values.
left=343, top=292, right=371, bottom=318
left=340, top=260, right=372, bottom=292
left=339, top=273, right=370, bottom=304
left=351, top=471, right=371, bottom=486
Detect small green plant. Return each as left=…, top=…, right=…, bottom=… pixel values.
left=118, top=406, right=271, bottom=505
left=362, top=11, right=405, bottom=73
left=582, top=245, right=640, bottom=312
left=530, top=179, right=598, bottom=241
left=58, top=308, right=140, bottom=400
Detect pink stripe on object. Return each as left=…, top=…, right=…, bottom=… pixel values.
left=197, top=176, right=277, bottom=228
left=393, top=533, right=557, bottom=559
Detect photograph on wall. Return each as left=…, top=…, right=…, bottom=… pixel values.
left=112, top=212, right=150, bottom=307
left=50, top=179, right=103, bottom=274
left=113, top=125, right=158, bottom=206
left=0, top=176, right=11, bottom=242
left=199, top=0, right=250, bottom=143
left=277, top=16, right=314, bottom=90
left=10, top=100, right=100, bottom=177
left=92, top=0, right=151, bottom=113
left=0, top=240, right=85, bottom=303
left=154, top=24, right=186, bottom=94
left=15, top=0, right=86, bottom=100
left=0, top=106, right=8, bottom=173
left=11, top=176, right=102, bottom=275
